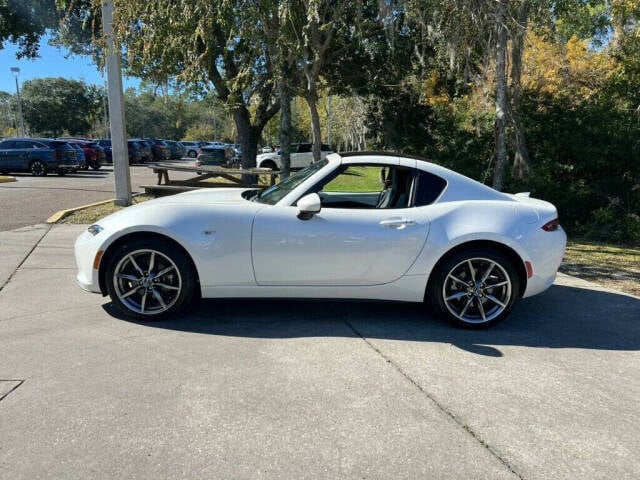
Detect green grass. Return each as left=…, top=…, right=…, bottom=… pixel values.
left=322, top=166, right=384, bottom=192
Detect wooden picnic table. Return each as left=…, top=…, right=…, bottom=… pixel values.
left=147, top=161, right=280, bottom=187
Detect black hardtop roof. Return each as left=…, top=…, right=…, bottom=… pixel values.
left=339, top=151, right=432, bottom=163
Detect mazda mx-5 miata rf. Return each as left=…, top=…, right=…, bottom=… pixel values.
left=75, top=152, right=566, bottom=328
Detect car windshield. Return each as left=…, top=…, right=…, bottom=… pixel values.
left=253, top=160, right=328, bottom=205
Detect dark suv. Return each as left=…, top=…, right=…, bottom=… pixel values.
left=143, top=139, right=171, bottom=161
left=0, top=138, right=78, bottom=176
left=97, top=139, right=143, bottom=164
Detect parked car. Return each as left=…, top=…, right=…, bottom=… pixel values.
left=143, top=139, right=171, bottom=161
left=74, top=151, right=566, bottom=327
left=60, top=139, right=104, bottom=170
left=163, top=140, right=186, bottom=159
left=180, top=141, right=206, bottom=158
left=0, top=138, right=79, bottom=176
left=126, top=140, right=143, bottom=164
left=96, top=139, right=113, bottom=164
left=130, top=139, right=153, bottom=163
left=68, top=143, right=87, bottom=171
left=97, top=139, right=144, bottom=164
left=195, top=145, right=235, bottom=170
left=256, top=142, right=332, bottom=170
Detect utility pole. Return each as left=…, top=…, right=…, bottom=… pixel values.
left=10, top=67, right=25, bottom=137
left=101, top=0, right=131, bottom=206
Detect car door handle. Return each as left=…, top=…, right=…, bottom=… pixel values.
left=380, top=218, right=416, bottom=229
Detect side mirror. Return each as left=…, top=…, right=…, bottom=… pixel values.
left=297, top=193, right=321, bottom=220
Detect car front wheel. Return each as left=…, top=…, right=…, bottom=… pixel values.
left=30, top=160, right=47, bottom=176
left=105, top=238, right=196, bottom=320
left=428, top=248, right=520, bottom=328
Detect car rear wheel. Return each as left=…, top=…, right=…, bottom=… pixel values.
left=105, top=238, right=196, bottom=320
left=428, top=248, right=520, bottom=328
left=261, top=160, right=277, bottom=170
left=187, top=150, right=197, bottom=158
left=30, top=160, right=47, bottom=176
left=57, top=169, right=66, bottom=176
left=91, top=164, right=101, bottom=170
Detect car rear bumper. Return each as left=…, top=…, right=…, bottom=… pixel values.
left=522, top=226, right=567, bottom=298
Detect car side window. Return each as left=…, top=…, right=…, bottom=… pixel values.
left=414, top=170, right=447, bottom=206
left=311, top=164, right=414, bottom=210
left=297, top=144, right=311, bottom=153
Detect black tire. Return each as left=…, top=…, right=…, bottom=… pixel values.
left=91, top=164, right=101, bottom=170
left=261, top=160, right=277, bottom=170
left=105, top=238, right=196, bottom=320
left=57, top=169, right=66, bottom=176
left=187, top=150, right=197, bottom=158
left=427, top=247, right=520, bottom=329
left=0, top=170, right=9, bottom=175
left=30, top=160, right=47, bottom=176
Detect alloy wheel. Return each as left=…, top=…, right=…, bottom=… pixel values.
left=112, top=249, right=183, bottom=315
left=442, top=257, right=512, bottom=324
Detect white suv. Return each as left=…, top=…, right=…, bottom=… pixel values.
left=256, top=142, right=332, bottom=170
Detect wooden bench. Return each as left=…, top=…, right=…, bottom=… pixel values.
left=140, top=184, right=201, bottom=197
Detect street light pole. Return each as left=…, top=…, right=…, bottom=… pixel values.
left=10, top=67, right=25, bottom=137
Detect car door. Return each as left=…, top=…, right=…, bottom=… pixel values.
left=0, top=140, right=14, bottom=170
left=291, top=143, right=312, bottom=169
left=252, top=205, right=430, bottom=286
left=12, top=140, right=33, bottom=170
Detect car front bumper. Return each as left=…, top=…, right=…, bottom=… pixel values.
left=74, top=228, right=106, bottom=294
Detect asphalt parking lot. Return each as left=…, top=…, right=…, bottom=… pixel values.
left=1, top=224, right=639, bottom=479
left=0, top=166, right=196, bottom=231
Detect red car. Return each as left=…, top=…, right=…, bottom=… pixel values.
left=58, top=138, right=106, bottom=170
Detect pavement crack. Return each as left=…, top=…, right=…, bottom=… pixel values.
left=0, top=380, right=25, bottom=402
left=0, top=225, right=51, bottom=293
left=338, top=314, right=525, bottom=480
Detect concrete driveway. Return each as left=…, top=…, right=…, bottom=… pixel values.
left=1, top=224, right=638, bottom=479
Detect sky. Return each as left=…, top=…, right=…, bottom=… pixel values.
left=0, top=35, right=140, bottom=94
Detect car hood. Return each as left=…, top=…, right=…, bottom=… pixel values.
left=145, top=187, right=254, bottom=206
left=95, top=187, right=262, bottom=233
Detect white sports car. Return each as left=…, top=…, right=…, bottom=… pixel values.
left=75, top=152, right=566, bottom=328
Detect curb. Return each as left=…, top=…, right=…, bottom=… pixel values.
left=0, top=176, right=16, bottom=183
left=46, top=192, right=145, bottom=224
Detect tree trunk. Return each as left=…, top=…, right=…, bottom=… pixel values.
left=304, top=82, right=322, bottom=163
left=492, top=0, right=508, bottom=191
left=279, top=74, right=292, bottom=179
left=233, top=107, right=259, bottom=185
left=509, top=0, right=531, bottom=180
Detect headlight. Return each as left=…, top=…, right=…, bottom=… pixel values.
left=87, top=224, right=104, bottom=236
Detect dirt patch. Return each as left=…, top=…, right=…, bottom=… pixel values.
left=561, top=240, right=640, bottom=297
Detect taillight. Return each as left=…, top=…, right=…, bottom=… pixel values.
left=55, top=150, right=64, bottom=159
left=542, top=218, right=560, bottom=232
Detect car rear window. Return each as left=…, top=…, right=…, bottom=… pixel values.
left=414, top=170, right=447, bottom=206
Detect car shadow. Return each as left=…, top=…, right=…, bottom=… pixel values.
left=103, top=284, right=640, bottom=357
